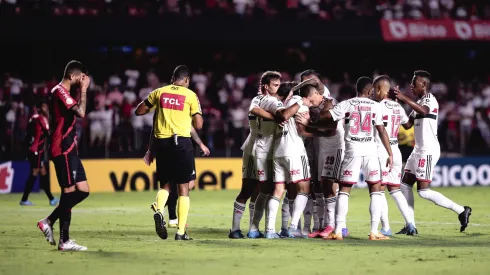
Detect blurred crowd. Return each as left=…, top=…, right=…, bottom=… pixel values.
left=1, top=0, right=490, bottom=20
left=1, top=62, right=489, bottom=159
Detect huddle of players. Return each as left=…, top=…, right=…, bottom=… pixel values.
left=230, top=69, right=472, bottom=240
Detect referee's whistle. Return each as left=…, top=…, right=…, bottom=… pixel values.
left=173, top=134, right=178, bottom=146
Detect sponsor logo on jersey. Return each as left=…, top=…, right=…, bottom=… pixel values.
left=384, top=101, right=396, bottom=109
left=290, top=169, right=300, bottom=176
left=350, top=137, right=372, bottom=142
left=350, top=99, right=360, bottom=106
left=343, top=170, right=353, bottom=176
left=369, top=170, right=379, bottom=177
left=160, top=93, right=186, bottom=111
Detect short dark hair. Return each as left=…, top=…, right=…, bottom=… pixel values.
left=277, top=81, right=299, bottom=98
left=414, top=70, right=431, bottom=80
left=300, top=69, right=321, bottom=80
left=36, top=99, right=48, bottom=109
left=259, top=71, right=281, bottom=93
left=172, top=65, right=191, bottom=81
left=373, top=75, right=391, bottom=86
left=63, top=60, right=87, bottom=79
left=298, top=84, right=319, bottom=98
left=356, top=76, right=372, bottom=94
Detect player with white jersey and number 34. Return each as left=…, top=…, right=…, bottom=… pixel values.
left=372, top=75, right=417, bottom=236
left=297, top=77, right=394, bottom=240
left=229, top=72, right=282, bottom=239
left=393, top=70, right=472, bottom=234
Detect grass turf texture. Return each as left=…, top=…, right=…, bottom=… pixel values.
left=1, top=187, right=489, bottom=275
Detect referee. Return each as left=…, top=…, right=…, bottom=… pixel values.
left=135, top=65, right=203, bottom=241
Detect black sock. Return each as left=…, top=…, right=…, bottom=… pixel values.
left=57, top=190, right=89, bottom=242
left=21, top=175, right=37, bottom=202
left=40, top=174, right=54, bottom=201
left=166, top=185, right=178, bottom=220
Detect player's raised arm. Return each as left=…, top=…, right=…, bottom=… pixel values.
left=394, top=86, right=429, bottom=115
left=71, top=74, right=90, bottom=118
left=249, top=96, right=276, bottom=120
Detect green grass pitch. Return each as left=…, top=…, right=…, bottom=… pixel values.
left=1, top=187, right=489, bottom=275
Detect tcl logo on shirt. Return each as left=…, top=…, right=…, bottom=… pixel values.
left=160, top=93, right=186, bottom=111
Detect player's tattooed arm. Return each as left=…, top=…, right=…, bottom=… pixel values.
left=250, top=107, right=275, bottom=121
left=72, top=75, right=90, bottom=118
left=402, top=116, right=414, bottom=129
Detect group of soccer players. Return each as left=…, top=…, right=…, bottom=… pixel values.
left=230, top=69, right=472, bottom=240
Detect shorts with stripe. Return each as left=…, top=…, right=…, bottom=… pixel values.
left=242, top=154, right=257, bottom=180
left=404, top=150, right=440, bottom=183
left=339, top=156, right=381, bottom=185
left=52, top=151, right=87, bottom=188
left=27, top=151, right=46, bottom=170
left=273, top=155, right=311, bottom=184
left=319, top=146, right=345, bottom=181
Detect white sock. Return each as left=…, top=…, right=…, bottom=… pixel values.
left=281, top=196, right=290, bottom=231
left=266, top=197, right=280, bottom=233
left=288, top=200, right=301, bottom=230
left=325, top=196, right=337, bottom=228
left=232, top=201, right=246, bottom=231
left=249, top=193, right=267, bottom=231
left=303, top=196, right=313, bottom=233
left=248, top=202, right=255, bottom=228
left=334, top=192, right=349, bottom=235
left=370, top=192, right=383, bottom=234
left=418, top=189, right=465, bottom=214
left=390, top=189, right=413, bottom=225
left=380, top=192, right=390, bottom=231
left=290, top=193, right=308, bottom=229
left=400, top=183, right=416, bottom=228
left=315, top=193, right=325, bottom=229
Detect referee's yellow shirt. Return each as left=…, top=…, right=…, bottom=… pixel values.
left=398, top=126, right=415, bottom=147
left=144, top=84, right=202, bottom=138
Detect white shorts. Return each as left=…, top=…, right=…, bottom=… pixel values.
left=273, top=155, right=311, bottom=184
left=242, top=154, right=257, bottom=180
left=339, top=155, right=381, bottom=185
left=318, top=142, right=345, bottom=181
left=404, top=150, right=440, bottom=183
left=379, top=149, right=403, bottom=186
left=256, top=158, right=273, bottom=183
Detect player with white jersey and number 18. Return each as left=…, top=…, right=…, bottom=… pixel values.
left=297, top=77, right=394, bottom=240
left=372, top=75, right=417, bottom=236
left=394, top=70, right=472, bottom=234
left=229, top=73, right=282, bottom=239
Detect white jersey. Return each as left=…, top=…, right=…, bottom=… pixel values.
left=254, top=95, right=284, bottom=159
left=241, top=95, right=263, bottom=154
left=375, top=99, right=409, bottom=158
left=410, top=93, right=440, bottom=151
left=329, top=97, right=384, bottom=157
left=273, top=95, right=308, bottom=158
left=318, top=96, right=344, bottom=149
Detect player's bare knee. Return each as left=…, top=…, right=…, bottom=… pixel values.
left=178, top=183, right=190, bottom=196
left=367, top=182, right=382, bottom=193
left=76, top=181, right=90, bottom=193
left=402, top=172, right=416, bottom=186
left=32, top=168, right=40, bottom=177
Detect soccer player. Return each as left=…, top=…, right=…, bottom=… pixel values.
left=247, top=71, right=282, bottom=239
left=136, top=65, right=202, bottom=241
left=299, top=70, right=331, bottom=233
left=37, top=60, right=91, bottom=251
left=297, top=76, right=394, bottom=240
left=229, top=82, right=279, bottom=239
left=394, top=70, right=472, bottom=233
left=372, top=75, right=416, bottom=236
left=20, top=101, right=58, bottom=206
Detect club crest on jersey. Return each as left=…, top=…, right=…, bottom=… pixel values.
left=160, top=93, right=186, bottom=111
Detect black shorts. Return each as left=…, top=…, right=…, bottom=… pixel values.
left=52, top=152, right=87, bottom=188
left=155, top=137, right=195, bottom=185
left=27, top=152, right=46, bottom=170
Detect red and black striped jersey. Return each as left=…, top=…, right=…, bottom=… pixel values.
left=48, top=84, right=78, bottom=157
